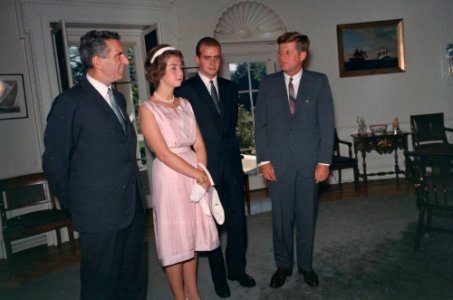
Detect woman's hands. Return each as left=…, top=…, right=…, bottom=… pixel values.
left=196, top=169, right=211, bottom=191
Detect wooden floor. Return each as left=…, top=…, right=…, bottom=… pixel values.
left=0, top=179, right=413, bottom=292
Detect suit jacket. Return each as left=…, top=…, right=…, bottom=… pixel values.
left=42, top=78, right=144, bottom=233
left=254, top=70, right=335, bottom=179
left=175, top=74, right=243, bottom=184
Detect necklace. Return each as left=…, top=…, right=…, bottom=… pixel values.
left=153, top=91, right=175, bottom=103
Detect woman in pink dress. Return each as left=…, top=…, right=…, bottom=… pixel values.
left=140, top=45, right=219, bottom=300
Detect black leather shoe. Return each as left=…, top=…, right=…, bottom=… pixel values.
left=214, top=281, right=231, bottom=298
left=269, top=267, right=292, bottom=288
left=228, top=273, right=256, bottom=287
left=298, top=269, right=319, bottom=287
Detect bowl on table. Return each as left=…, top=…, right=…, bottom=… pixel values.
left=369, top=124, right=388, bottom=135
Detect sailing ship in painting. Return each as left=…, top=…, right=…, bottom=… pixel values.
left=376, top=47, right=391, bottom=59
left=0, top=80, right=20, bottom=113
left=345, top=47, right=398, bottom=71
left=349, top=48, right=367, bottom=62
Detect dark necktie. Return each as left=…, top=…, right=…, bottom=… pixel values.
left=209, top=80, right=221, bottom=114
left=288, top=77, right=296, bottom=114
left=107, top=88, right=126, bottom=133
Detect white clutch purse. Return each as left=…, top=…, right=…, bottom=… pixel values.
left=207, top=182, right=225, bottom=225
left=190, top=163, right=225, bottom=225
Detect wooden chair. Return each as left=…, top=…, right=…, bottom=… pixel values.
left=410, top=113, right=453, bottom=153
left=0, top=173, right=75, bottom=258
left=330, top=129, right=359, bottom=189
left=243, top=173, right=251, bottom=215
left=405, top=151, right=453, bottom=250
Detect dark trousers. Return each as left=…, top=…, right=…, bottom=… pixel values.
left=79, top=200, right=147, bottom=300
left=208, top=165, right=247, bottom=284
left=269, top=171, right=318, bottom=271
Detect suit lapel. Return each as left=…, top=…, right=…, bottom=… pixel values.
left=81, top=79, right=128, bottom=136
left=295, top=71, right=314, bottom=116
left=276, top=72, right=293, bottom=118
left=217, top=79, right=230, bottom=122
left=113, top=89, right=131, bottom=136
left=193, top=75, right=222, bottom=120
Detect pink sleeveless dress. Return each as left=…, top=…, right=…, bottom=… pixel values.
left=142, top=98, right=219, bottom=267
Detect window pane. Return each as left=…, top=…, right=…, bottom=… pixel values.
left=252, top=91, right=259, bottom=107
left=238, top=92, right=252, bottom=111
left=229, top=63, right=249, bottom=91
left=68, top=46, right=85, bottom=84
left=125, top=48, right=139, bottom=130
left=226, top=56, right=274, bottom=173
left=250, top=62, right=267, bottom=89
left=236, top=103, right=255, bottom=152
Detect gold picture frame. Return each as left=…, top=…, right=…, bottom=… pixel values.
left=337, top=19, right=406, bottom=78
left=0, top=74, right=28, bottom=120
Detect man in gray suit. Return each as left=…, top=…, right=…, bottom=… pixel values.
left=254, top=32, right=334, bottom=289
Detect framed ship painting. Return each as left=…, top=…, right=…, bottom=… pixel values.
left=337, top=19, right=406, bottom=77
left=0, top=74, right=28, bottom=120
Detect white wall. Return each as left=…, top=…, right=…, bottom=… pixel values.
left=176, top=0, right=453, bottom=130
left=0, top=0, right=44, bottom=178
left=0, top=0, right=178, bottom=180
left=0, top=0, right=452, bottom=181
left=0, top=0, right=451, bottom=259
left=0, top=0, right=178, bottom=258
left=174, top=0, right=453, bottom=181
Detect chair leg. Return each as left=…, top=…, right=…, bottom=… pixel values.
left=353, top=165, right=359, bottom=191
left=426, top=207, right=432, bottom=233
left=56, top=228, right=62, bottom=249
left=243, top=174, right=251, bottom=215
left=4, top=238, right=13, bottom=259
left=414, top=206, right=426, bottom=251
left=67, top=224, right=76, bottom=256
left=338, top=170, right=343, bottom=187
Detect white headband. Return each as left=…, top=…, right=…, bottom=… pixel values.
left=150, top=46, right=176, bottom=63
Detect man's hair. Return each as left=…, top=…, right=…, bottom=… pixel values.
left=195, top=36, right=221, bottom=56
left=277, top=32, right=310, bottom=52
left=79, top=30, right=120, bottom=69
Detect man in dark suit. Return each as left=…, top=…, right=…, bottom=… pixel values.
left=42, top=30, right=147, bottom=299
left=255, top=32, right=335, bottom=289
left=175, top=37, right=255, bottom=298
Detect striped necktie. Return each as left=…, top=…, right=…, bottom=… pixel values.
left=210, top=80, right=221, bottom=114
left=107, top=88, right=126, bottom=133
left=288, top=77, right=296, bottom=114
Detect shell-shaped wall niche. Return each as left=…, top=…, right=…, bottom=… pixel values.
left=214, top=1, right=286, bottom=42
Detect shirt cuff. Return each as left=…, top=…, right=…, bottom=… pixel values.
left=258, top=161, right=271, bottom=167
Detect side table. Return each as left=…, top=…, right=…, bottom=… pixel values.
left=351, top=131, right=409, bottom=182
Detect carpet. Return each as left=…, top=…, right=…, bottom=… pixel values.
left=2, top=195, right=453, bottom=300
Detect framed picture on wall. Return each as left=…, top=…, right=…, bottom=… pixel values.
left=0, top=74, right=28, bottom=120
left=337, top=19, right=406, bottom=78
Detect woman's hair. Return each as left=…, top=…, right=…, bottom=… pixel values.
left=145, top=44, right=184, bottom=87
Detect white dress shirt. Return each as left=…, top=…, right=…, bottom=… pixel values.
left=86, top=74, right=112, bottom=106
left=283, top=69, right=302, bottom=102
left=198, top=72, right=219, bottom=94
